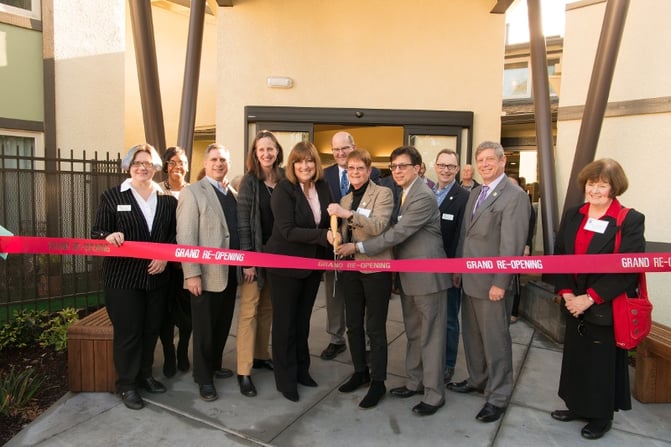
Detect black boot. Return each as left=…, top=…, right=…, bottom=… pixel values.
left=359, top=380, right=386, bottom=409
left=177, top=332, right=190, bottom=372
left=163, top=343, right=176, bottom=378
left=338, top=370, right=370, bottom=393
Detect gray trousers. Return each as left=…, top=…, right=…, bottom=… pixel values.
left=323, top=270, right=346, bottom=345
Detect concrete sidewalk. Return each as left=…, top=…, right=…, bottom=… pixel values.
left=8, top=285, right=671, bottom=446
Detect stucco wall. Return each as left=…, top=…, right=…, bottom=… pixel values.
left=0, top=23, right=43, bottom=122
left=217, top=0, right=506, bottom=179
left=52, top=0, right=125, bottom=156
left=557, top=0, right=671, bottom=324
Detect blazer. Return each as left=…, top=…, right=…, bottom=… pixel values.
left=176, top=178, right=236, bottom=292
left=553, top=202, right=645, bottom=325
left=264, top=178, right=332, bottom=278
left=458, top=177, right=530, bottom=299
left=339, top=181, right=394, bottom=268
left=362, top=178, right=450, bottom=296
left=92, top=184, right=177, bottom=290
left=437, top=182, right=470, bottom=258
left=324, top=163, right=382, bottom=202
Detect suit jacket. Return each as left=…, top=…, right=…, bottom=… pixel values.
left=264, top=178, right=332, bottom=278
left=363, top=178, right=449, bottom=296
left=437, top=182, right=470, bottom=258
left=324, top=163, right=382, bottom=202
left=92, top=184, right=177, bottom=290
left=553, top=202, right=645, bottom=325
left=339, top=181, right=394, bottom=267
left=459, top=177, right=530, bottom=299
left=176, top=178, right=236, bottom=292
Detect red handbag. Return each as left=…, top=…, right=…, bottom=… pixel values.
left=611, top=207, right=653, bottom=350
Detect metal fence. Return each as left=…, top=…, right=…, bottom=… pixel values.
left=0, top=149, right=125, bottom=322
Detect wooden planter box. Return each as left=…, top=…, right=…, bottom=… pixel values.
left=67, top=307, right=116, bottom=393
left=633, top=322, right=671, bottom=403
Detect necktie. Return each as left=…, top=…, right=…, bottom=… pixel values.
left=473, top=185, right=489, bottom=214
left=340, top=170, right=349, bottom=197
left=401, top=189, right=407, bottom=207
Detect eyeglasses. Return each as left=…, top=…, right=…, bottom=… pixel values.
left=130, top=161, right=154, bottom=169
left=435, top=163, right=458, bottom=171
left=389, top=163, right=414, bottom=171
left=332, top=145, right=352, bottom=153
left=167, top=160, right=187, bottom=168
left=347, top=166, right=367, bottom=172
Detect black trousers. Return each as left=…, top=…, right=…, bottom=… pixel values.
left=342, top=271, right=392, bottom=381
left=268, top=270, right=321, bottom=394
left=159, top=267, right=192, bottom=357
left=190, top=268, right=237, bottom=385
left=105, top=286, right=167, bottom=393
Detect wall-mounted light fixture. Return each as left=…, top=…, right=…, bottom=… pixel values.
left=266, top=76, right=294, bottom=89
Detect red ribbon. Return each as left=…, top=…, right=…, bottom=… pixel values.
left=1, top=236, right=670, bottom=274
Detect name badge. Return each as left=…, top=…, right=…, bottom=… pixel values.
left=117, top=204, right=131, bottom=212
left=356, top=207, right=371, bottom=217
left=584, top=217, right=608, bottom=233
left=442, top=213, right=454, bottom=221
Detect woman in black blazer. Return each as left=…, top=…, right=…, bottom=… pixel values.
left=551, top=159, right=645, bottom=440
left=92, top=144, right=177, bottom=410
left=264, top=141, right=332, bottom=402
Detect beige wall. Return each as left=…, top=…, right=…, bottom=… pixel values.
left=124, top=5, right=218, bottom=153
left=557, top=0, right=671, bottom=324
left=53, top=0, right=125, bottom=156
left=217, top=0, right=506, bottom=179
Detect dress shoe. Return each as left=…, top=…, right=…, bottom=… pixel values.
left=338, top=370, right=370, bottom=393
left=237, top=375, right=257, bottom=397
left=443, top=367, right=455, bottom=384
left=551, top=409, right=583, bottom=422
left=320, top=343, right=346, bottom=360
left=412, top=400, right=444, bottom=416
left=253, top=358, right=274, bottom=371
left=282, top=390, right=299, bottom=402
left=177, top=339, right=190, bottom=372
left=581, top=419, right=612, bottom=440
left=163, top=345, right=177, bottom=378
left=199, top=384, right=218, bottom=401
left=447, top=380, right=482, bottom=394
left=138, top=377, right=167, bottom=394
left=359, top=381, right=386, bottom=409
left=214, top=368, right=233, bottom=379
left=120, top=390, right=144, bottom=410
left=298, top=374, right=318, bottom=387
left=390, top=386, right=422, bottom=398
left=476, top=402, right=505, bottom=423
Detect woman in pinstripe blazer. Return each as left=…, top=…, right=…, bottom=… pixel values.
left=92, top=144, right=177, bottom=410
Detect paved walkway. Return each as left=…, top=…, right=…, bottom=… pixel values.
left=8, top=285, right=671, bottom=446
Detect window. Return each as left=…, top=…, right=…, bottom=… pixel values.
left=0, top=0, right=41, bottom=20
left=0, top=130, right=43, bottom=170
left=503, top=58, right=560, bottom=100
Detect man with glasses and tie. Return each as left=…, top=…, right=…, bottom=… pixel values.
left=432, top=149, right=469, bottom=385
left=356, top=145, right=450, bottom=416
left=447, top=141, right=530, bottom=424
left=321, top=131, right=381, bottom=360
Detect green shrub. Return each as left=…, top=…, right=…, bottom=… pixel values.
left=0, top=309, right=48, bottom=351
left=0, top=366, right=44, bottom=417
left=38, top=308, right=79, bottom=351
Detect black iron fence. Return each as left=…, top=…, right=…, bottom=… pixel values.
left=0, top=149, right=125, bottom=323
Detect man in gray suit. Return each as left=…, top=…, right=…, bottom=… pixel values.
left=177, top=144, right=239, bottom=402
left=357, top=146, right=450, bottom=416
left=447, top=141, right=530, bottom=423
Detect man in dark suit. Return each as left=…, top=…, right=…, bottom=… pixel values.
left=176, top=144, right=239, bottom=402
left=359, top=146, right=450, bottom=416
left=432, top=149, right=469, bottom=384
left=320, top=131, right=381, bottom=360
left=448, top=141, right=530, bottom=423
